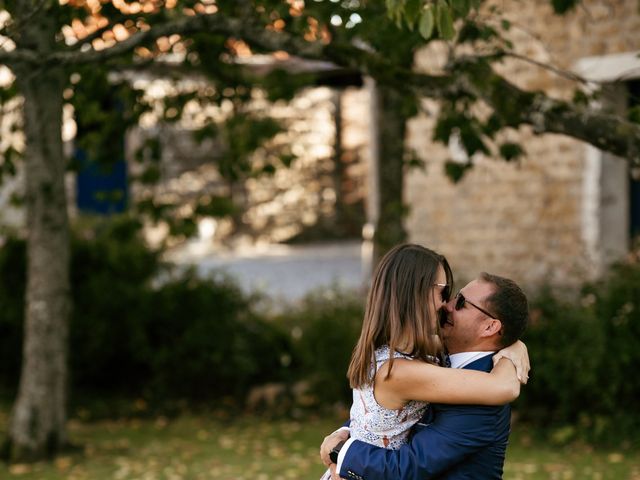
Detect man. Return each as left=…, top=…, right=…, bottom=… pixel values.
left=322, top=272, right=529, bottom=480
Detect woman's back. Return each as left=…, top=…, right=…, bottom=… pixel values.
left=349, top=346, right=429, bottom=450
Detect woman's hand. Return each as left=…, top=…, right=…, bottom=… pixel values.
left=320, top=428, right=350, bottom=466
left=493, top=340, right=530, bottom=384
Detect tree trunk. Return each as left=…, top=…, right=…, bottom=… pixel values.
left=332, top=90, right=346, bottom=232
left=371, top=86, right=409, bottom=265
left=7, top=59, right=71, bottom=462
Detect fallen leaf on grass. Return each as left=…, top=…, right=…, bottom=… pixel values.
left=9, top=464, right=32, bottom=475
left=218, top=435, right=234, bottom=449
left=608, top=452, right=624, bottom=463
left=55, top=456, right=73, bottom=471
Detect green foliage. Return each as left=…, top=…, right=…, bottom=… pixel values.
left=444, top=160, right=471, bottom=182
left=434, top=107, right=489, bottom=158
left=193, top=195, right=238, bottom=218
left=69, top=217, right=159, bottom=393
left=277, top=288, right=364, bottom=405
left=142, top=271, right=291, bottom=400
left=628, top=105, right=640, bottom=124
left=572, top=89, right=591, bottom=107
left=551, top=0, right=580, bottom=14
left=71, top=69, right=149, bottom=169
left=386, top=0, right=481, bottom=38
left=418, top=6, right=435, bottom=39
left=585, top=260, right=640, bottom=413
left=0, top=218, right=291, bottom=404
left=385, top=0, right=577, bottom=39
left=3, top=222, right=640, bottom=439
left=435, top=0, right=455, bottom=40
left=378, top=0, right=588, bottom=183
left=0, top=83, right=21, bottom=183
left=499, top=142, right=525, bottom=162
left=403, top=0, right=423, bottom=30
left=457, top=19, right=501, bottom=44
left=518, top=289, right=606, bottom=423
left=518, top=258, right=640, bottom=443
left=217, top=113, right=285, bottom=181
left=0, top=84, right=18, bottom=104
left=0, top=238, right=26, bottom=389
left=258, top=69, right=316, bottom=102
left=0, top=146, right=18, bottom=182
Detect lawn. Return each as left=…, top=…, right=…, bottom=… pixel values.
left=0, top=409, right=638, bottom=479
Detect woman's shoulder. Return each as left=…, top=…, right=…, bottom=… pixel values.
left=374, top=345, right=418, bottom=363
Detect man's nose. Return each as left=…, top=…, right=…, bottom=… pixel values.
left=444, top=299, right=455, bottom=312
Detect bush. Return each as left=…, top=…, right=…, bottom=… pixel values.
left=587, top=261, right=640, bottom=414
left=3, top=218, right=639, bottom=441
left=0, top=238, right=26, bottom=390
left=142, top=271, right=292, bottom=400
left=0, top=217, right=292, bottom=407
left=70, top=218, right=159, bottom=393
left=517, top=258, right=640, bottom=443
left=277, top=287, right=364, bottom=407
left=516, top=289, right=606, bottom=423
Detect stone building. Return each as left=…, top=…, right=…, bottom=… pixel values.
left=2, top=1, right=638, bottom=292
left=125, top=66, right=369, bottom=249
left=403, top=0, right=640, bottom=288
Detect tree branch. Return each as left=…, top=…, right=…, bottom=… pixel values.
left=48, top=13, right=324, bottom=66
left=241, top=28, right=640, bottom=165
left=71, top=14, right=131, bottom=51
left=0, top=47, right=38, bottom=65
left=447, top=59, right=640, bottom=165
left=40, top=11, right=640, bottom=164
left=502, top=51, right=591, bottom=85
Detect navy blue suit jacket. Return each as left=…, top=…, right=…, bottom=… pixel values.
left=338, top=354, right=511, bottom=480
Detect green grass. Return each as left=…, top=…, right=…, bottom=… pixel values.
left=0, top=409, right=638, bottom=479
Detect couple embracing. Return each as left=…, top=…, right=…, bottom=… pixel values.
left=320, top=243, right=530, bottom=480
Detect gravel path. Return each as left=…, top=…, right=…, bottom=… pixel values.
left=166, top=240, right=367, bottom=303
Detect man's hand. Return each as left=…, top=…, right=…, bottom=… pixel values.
left=320, top=428, right=350, bottom=466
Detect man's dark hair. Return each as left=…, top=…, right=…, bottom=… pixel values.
left=480, top=272, right=528, bottom=348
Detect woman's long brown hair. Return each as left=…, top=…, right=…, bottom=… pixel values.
left=347, top=244, right=453, bottom=389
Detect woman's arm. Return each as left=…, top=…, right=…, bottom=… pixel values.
left=493, top=340, right=530, bottom=383
left=374, top=358, right=520, bottom=409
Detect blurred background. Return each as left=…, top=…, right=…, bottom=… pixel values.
left=1, top=0, right=640, bottom=478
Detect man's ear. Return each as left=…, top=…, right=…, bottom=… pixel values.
left=481, top=319, right=502, bottom=338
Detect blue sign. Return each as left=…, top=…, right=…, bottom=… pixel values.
left=75, top=148, right=128, bottom=215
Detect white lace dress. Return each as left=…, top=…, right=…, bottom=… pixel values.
left=348, top=345, right=429, bottom=449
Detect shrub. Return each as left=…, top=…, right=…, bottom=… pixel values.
left=277, top=287, right=364, bottom=406
left=142, top=271, right=292, bottom=401
left=3, top=219, right=639, bottom=442
left=587, top=261, right=640, bottom=413
left=70, top=217, right=159, bottom=393
left=516, top=288, right=606, bottom=423
left=0, top=217, right=292, bottom=407
left=517, top=258, right=640, bottom=443
left=0, top=238, right=26, bottom=390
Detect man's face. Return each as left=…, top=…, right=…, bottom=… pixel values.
left=440, top=278, right=496, bottom=354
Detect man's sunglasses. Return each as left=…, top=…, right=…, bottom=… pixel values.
left=434, top=283, right=451, bottom=302
left=454, top=292, right=497, bottom=320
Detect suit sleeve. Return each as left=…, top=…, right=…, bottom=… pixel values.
left=337, top=405, right=504, bottom=480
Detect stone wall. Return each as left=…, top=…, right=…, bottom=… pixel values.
left=405, top=0, right=640, bottom=288
left=128, top=84, right=369, bottom=247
